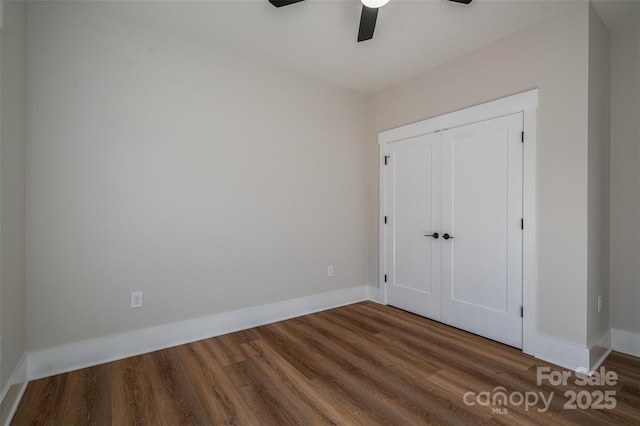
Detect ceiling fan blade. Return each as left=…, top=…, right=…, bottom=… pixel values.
left=448, top=0, right=473, bottom=4
left=269, top=0, right=306, bottom=7
left=357, top=6, right=379, bottom=42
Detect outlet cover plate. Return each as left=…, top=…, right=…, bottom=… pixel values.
left=131, top=291, right=143, bottom=309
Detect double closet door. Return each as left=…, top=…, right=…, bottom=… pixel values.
left=384, top=113, right=524, bottom=348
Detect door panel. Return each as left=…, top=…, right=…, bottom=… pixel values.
left=449, top=130, right=509, bottom=312
left=385, top=133, right=441, bottom=319
left=441, top=113, right=523, bottom=348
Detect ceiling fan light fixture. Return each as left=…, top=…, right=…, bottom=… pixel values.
left=361, top=0, right=389, bottom=9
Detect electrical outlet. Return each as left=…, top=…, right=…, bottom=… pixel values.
left=597, top=296, right=602, bottom=313
left=327, top=266, right=334, bottom=278
left=131, top=291, right=143, bottom=309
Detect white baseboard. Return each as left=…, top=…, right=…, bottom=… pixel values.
left=588, top=328, right=612, bottom=372
left=28, top=286, right=369, bottom=380
left=534, top=329, right=614, bottom=374
left=0, top=354, right=28, bottom=426
left=368, top=284, right=384, bottom=304
left=611, top=328, right=640, bottom=357
left=534, top=332, right=591, bottom=372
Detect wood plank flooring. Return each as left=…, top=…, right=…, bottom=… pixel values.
left=12, top=301, right=640, bottom=425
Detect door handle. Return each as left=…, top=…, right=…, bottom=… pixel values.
left=425, top=232, right=439, bottom=239
left=443, top=233, right=454, bottom=240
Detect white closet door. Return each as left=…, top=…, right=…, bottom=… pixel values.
left=385, top=133, right=442, bottom=320
left=441, top=113, right=523, bottom=348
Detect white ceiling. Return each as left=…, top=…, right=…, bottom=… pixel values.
left=106, top=0, right=638, bottom=94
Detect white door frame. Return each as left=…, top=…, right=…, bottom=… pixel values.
left=379, top=89, right=538, bottom=355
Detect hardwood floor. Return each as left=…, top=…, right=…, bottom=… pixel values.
left=12, top=301, right=640, bottom=425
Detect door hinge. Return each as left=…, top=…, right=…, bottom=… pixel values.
left=520, top=306, right=524, bottom=318
left=384, top=155, right=390, bottom=165
left=521, top=131, right=524, bottom=143
left=384, top=274, right=388, bottom=283
left=384, top=216, right=387, bottom=224
left=521, top=218, right=524, bottom=230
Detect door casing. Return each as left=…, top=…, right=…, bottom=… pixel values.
left=378, top=89, right=538, bottom=355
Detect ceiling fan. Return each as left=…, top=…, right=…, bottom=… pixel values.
left=269, top=0, right=473, bottom=42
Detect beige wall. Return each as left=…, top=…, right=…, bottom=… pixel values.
left=19, top=0, right=640, bottom=359
left=0, top=0, right=27, bottom=388
left=369, top=3, right=592, bottom=346
left=609, top=5, right=640, bottom=334
left=26, top=2, right=368, bottom=351
left=586, top=3, right=611, bottom=346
